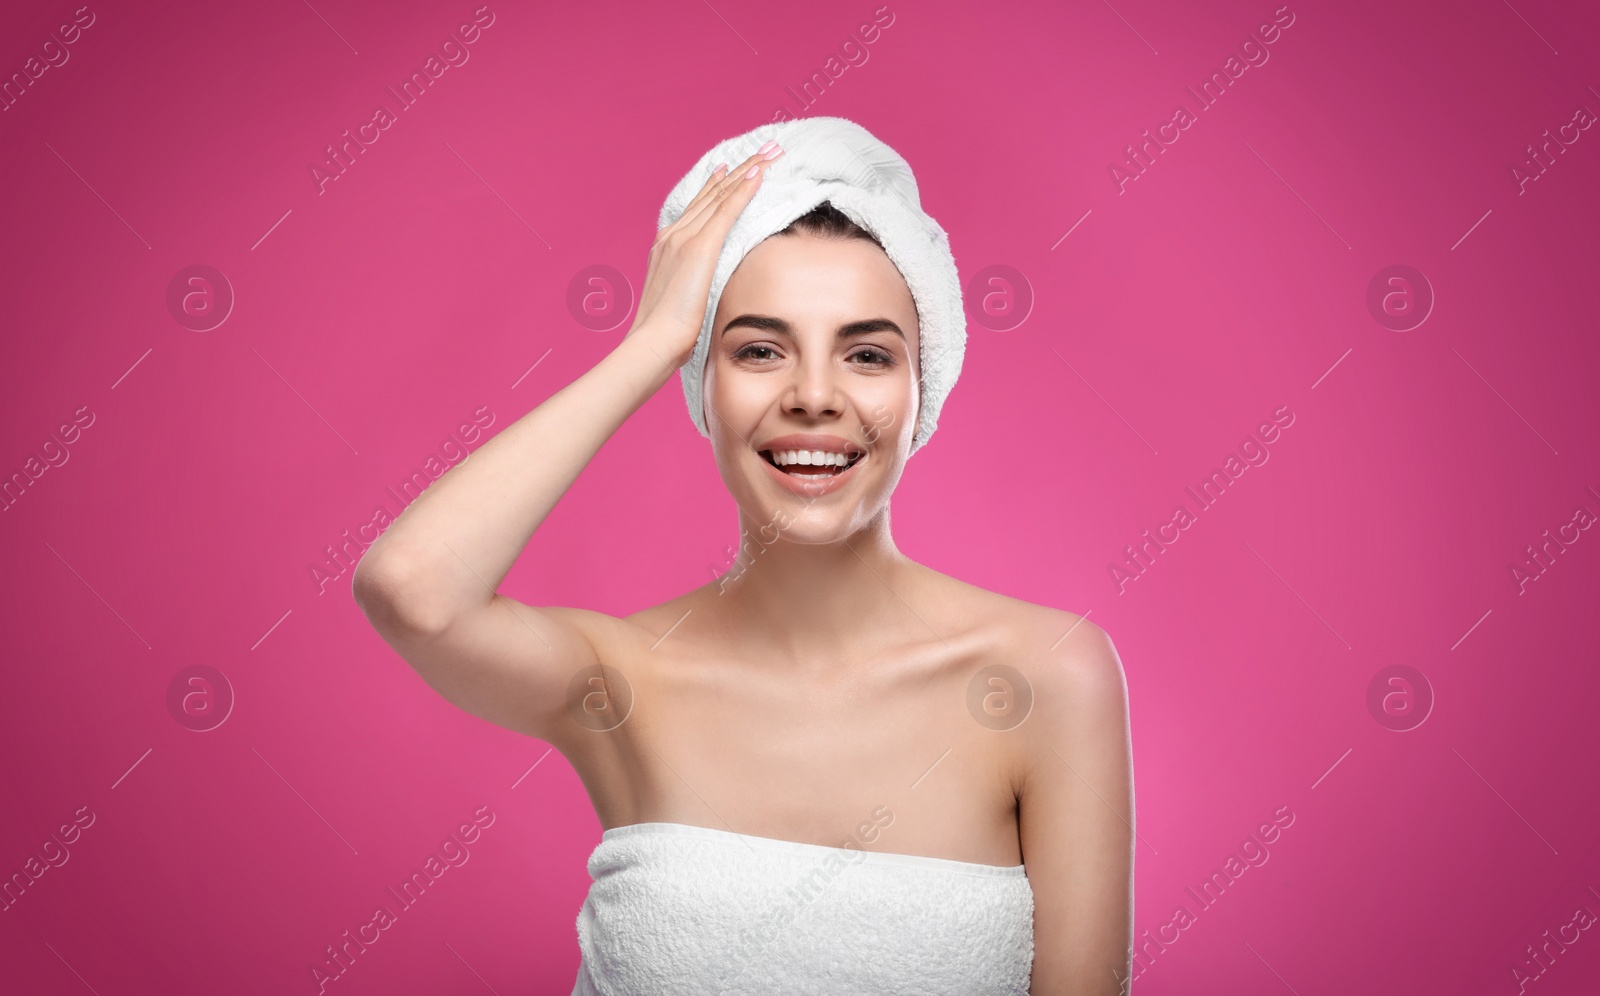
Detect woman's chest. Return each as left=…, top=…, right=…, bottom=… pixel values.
left=565, top=653, right=1027, bottom=866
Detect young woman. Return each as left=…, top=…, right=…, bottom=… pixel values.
left=352, top=119, right=1134, bottom=995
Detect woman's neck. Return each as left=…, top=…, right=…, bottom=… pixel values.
left=709, top=507, right=920, bottom=667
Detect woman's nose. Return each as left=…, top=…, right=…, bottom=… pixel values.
left=782, top=356, right=844, bottom=419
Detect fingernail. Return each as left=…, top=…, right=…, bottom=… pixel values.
left=713, top=161, right=727, bottom=173
left=743, top=164, right=760, bottom=179
left=756, top=139, right=778, bottom=155
left=760, top=144, right=783, bottom=161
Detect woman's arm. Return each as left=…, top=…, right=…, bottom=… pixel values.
left=351, top=149, right=784, bottom=738
left=1016, top=618, right=1135, bottom=995
left=348, top=330, right=679, bottom=737
left=353, top=328, right=678, bottom=631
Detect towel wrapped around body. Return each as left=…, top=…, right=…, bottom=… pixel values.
left=570, top=821, right=1034, bottom=995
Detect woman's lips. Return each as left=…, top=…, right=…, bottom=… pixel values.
left=758, top=450, right=865, bottom=497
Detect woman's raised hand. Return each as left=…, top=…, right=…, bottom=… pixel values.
left=624, top=141, right=785, bottom=370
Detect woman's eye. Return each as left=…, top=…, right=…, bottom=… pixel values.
left=734, top=345, right=778, bottom=361
left=851, top=348, right=892, bottom=366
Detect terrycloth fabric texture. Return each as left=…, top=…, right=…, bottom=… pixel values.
left=570, top=821, right=1034, bottom=996
left=655, top=116, right=966, bottom=456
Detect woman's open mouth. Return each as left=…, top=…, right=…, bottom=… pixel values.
left=759, top=449, right=865, bottom=477
left=756, top=447, right=868, bottom=498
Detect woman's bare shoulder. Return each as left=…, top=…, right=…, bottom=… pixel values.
left=912, top=565, right=1112, bottom=659
left=564, top=582, right=738, bottom=658
left=540, top=584, right=714, bottom=661
left=914, top=569, right=1126, bottom=728
left=912, top=570, right=1127, bottom=793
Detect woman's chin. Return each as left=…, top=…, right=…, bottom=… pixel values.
left=744, top=497, right=879, bottom=546
left=718, top=453, right=892, bottom=544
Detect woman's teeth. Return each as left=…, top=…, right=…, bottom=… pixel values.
left=767, top=450, right=857, bottom=475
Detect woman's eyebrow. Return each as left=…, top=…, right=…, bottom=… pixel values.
left=720, top=314, right=905, bottom=339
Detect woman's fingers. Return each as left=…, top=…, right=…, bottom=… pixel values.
left=673, top=146, right=783, bottom=242
left=661, top=152, right=755, bottom=235
left=669, top=161, right=731, bottom=224
left=665, top=157, right=755, bottom=237
left=667, top=143, right=783, bottom=237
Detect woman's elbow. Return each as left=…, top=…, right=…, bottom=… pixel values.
left=352, top=554, right=443, bottom=636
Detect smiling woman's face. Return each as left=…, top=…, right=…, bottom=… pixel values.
left=703, top=230, right=921, bottom=544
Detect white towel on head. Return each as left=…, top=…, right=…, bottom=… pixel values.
left=655, top=116, right=966, bottom=456
left=570, top=821, right=1034, bottom=995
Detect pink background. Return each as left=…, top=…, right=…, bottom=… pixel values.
left=3, top=0, right=1599, bottom=992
